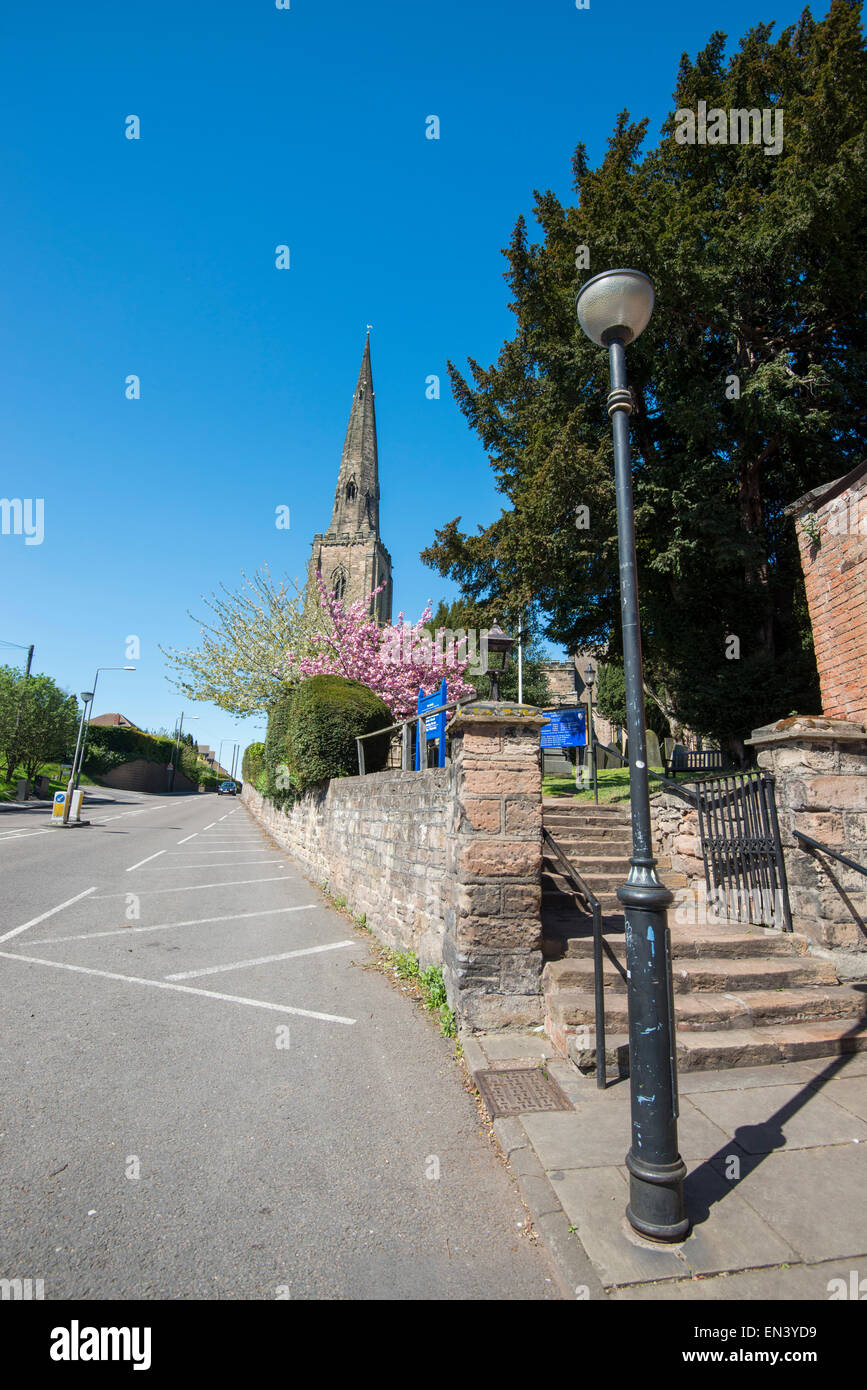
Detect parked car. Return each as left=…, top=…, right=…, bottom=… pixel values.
left=217, top=781, right=237, bottom=796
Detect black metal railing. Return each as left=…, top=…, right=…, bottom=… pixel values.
left=542, top=827, right=609, bottom=1089
left=793, top=832, right=867, bottom=877
left=355, top=699, right=463, bottom=774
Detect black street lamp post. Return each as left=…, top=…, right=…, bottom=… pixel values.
left=576, top=269, right=688, bottom=1242
left=583, top=662, right=598, bottom=805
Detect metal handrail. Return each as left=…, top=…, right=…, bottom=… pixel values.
left=355, top=699, right=464, bottom=774
left=542, top=827, right=608, bottom=1089
left=793, top=831, right=867, bottom=877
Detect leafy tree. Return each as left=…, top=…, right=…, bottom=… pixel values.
left=0, top=666, right=79, bottom=781
left=160, top=565, right=325, bottom=718
left=422, top=4, right=866, bottom=758
left=282, top=574, right=476, bottom=721
left=595, top=662, right=627, bottom=730
left=429, top=598, right=550, bottom=705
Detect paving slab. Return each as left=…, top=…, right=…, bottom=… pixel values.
left=814, top=1075, right=867, bottom=1121
left=731, top=1146, right=867, bottom=1262
left=548, top=1165, right=689, bottom=1286
left=687, top=1082, right=867, bottom=1152
left=610, top=1255, right=867, bottom=1301
left=677, top=1060, right=824, bottom=1094
left=479, top=1032, right=550, bottom=1060
left=521, top=1095, right=731, bottom=1170
left=680, top=1159, right=798, bottom=1276
left=799, top=1052, right=867, bottom=1081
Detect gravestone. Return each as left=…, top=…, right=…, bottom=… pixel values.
left=645, top=729, right=663, bottom=770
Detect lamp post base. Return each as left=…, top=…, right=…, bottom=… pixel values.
left=625, top=1149, right=690, bottom=1242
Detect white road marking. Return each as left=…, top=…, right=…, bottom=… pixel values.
left=92, top=875, right=292, bottom=899
left=0, top=951, right=356, bottom=1024
left=165, top=847, right=264, bottom=854
left=201, top=822, right=217, bottom=831
left=126, top=850, right=166, bottom=872
left=0, top=829, right=52, bottom=843
left=176, top=832, right=198, bottom=845
left=30, top=904, right=319, bottom=945
left=0, top=887, right=98, bottom=945
left=89, top=803, right=171, bottom=824
left=166, top=938, right=355, bottom=980
left=137, top=858, right=283, bottom=870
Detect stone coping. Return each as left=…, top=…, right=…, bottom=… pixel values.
left=747, top=715, right=867, bottom=747
left=448, top=701, right=550, bottom=731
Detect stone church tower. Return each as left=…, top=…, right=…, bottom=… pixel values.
left=308, top=332, right=393, bottom=623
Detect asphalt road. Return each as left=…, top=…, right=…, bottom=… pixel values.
left=0, top=788, right=558, bottom=1300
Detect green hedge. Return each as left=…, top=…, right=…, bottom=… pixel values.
left=287, top=676, right=391, bottom=790
left=263, top=687, right=294, bottom=801
left=242, top=741, right=265, bottom=784
left=83, top=725, right=175, bottom=775
left=84, top=723, right=218, bottom=788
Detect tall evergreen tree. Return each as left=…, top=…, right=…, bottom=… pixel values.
left=423, top=4, right=866, bottom=757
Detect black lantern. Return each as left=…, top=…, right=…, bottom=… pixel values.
left=486, top=622, right=515, bottom=702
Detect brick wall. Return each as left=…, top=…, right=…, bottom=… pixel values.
left=96, top=760, right=201, bottom=795
left=793, top=470, right=867, bottom=728
left=243, top=769, right=451, bottom=968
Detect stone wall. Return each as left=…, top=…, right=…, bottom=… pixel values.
left=652, top=793, right=703, bottom=887
left=790, top=463, right=867, bottom=729
left=243, top=769, right=451, bottom=968
left=242, top=701, right=550, bottom=1029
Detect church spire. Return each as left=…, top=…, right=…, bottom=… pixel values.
left=328, top=331, right=379, bottom=537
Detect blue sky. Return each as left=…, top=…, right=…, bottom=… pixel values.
left=0, top=0, right=822, bottom=753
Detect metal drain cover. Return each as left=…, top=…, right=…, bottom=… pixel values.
left=475, top=1067, right=572, bottom=1118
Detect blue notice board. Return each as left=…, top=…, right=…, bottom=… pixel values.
left=540, top=707, right=587, bottom=749
left=415, top=679, right=447, bottom=769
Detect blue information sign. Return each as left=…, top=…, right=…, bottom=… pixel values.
left=415, top=680, right=447, bottom=769
left=540, top=707, right=587, bottom=749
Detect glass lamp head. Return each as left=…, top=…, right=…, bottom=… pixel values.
left=576, top=269, right=655, bottom=347
left=486, top=622, right=515, bottom=670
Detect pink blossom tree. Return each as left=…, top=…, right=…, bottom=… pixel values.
left=282, top=574, right=477, bottom=720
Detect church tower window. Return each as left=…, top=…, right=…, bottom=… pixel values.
left=331, top=569, right=347, bottom=602
left=345, top=477, right=357, bottom=502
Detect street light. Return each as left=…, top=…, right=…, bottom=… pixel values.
left=169, top=712, right=199, bottom=793
left=74, top=665, right=136, bottom=789
left=583, top=662, right=598, bottom=805
left=485, top=622, right=515, bottom=702
left=62, top=690, right=94, bottom=824
left=575, top=268, right=688, bottom=1243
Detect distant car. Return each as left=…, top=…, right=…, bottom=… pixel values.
left=217, top=781, right=237, bottom=796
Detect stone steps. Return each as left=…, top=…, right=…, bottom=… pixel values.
left=539, top=801, right=867, bottom=1073
left=552, top=925, right=810, bottom=960
left=546, top=982, right=867, bottom=1034
left=543, top=953, right=838, bottom=994
left=558, top=1021, right=867, bottom=1075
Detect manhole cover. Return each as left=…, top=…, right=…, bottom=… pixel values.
left=475, top=1067, right=572, bottom=1118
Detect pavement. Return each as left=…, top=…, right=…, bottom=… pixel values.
left=460, top=1029, right=867, bottom=1301
left=0, top=789, right=559, bottom=1300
